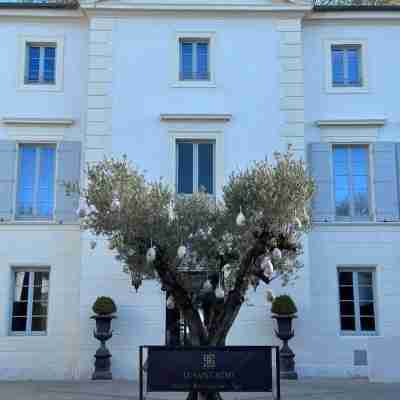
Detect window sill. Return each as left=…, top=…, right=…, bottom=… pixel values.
left=313, top=221, right=400, bottom=227
left=325, top=86, right=369, bottom=94
left=17, top=83, right=63, bottom=93
left=172, top=81, right=216, bottom=88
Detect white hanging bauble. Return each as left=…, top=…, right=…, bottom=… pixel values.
left=215, top=286, right=225, bottom=299
left=294, top=216, right=302, bottom=229
left=272, top=248, right=282, bottom=260
left=266, top=289, right=274, bottom=303
left=261, top=257, right=274, bottom=277
left=202, top=279, right=213, bottom=292
left=166, top=295, right=175, bottom=310
left=177, top=245, right=187, bottom=259
left=168, top=200, right=175, bottom=222
left=89, top=204, right=97, bottom=214
left=146, top=247, right=156, bottom=264
left=236, top=210, right=246, bottom=227
left=111, top=198, right=120, bottom=211
left=89, top=240, right=97, bottom=250
left=76, top=199, right=87, bottom=218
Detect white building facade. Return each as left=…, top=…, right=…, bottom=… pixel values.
left=0, top=0, right=399, bottom=383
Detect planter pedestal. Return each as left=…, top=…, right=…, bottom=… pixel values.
left=92, top=315, right=116, bottom=380
left=272, top=314, right=298, bottom=380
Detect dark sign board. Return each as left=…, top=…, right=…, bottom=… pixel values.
left=145, top=346, right=273, bottom=392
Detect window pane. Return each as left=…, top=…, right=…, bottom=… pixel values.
left=14, top=272, right=30, bottom=302
left=334, top=147, right=350, bottom=217
left=180, top=41, right=193, bottom=80
left=32, top=302, right=48, bottom=316
left=353, top=192, right=369, bottom=217
left=341, top=316, right=355, bottom=331
left=43, top=47, right=56, bottom=83
left=177, top=143, right=193, bottom=194
left=198, top=143, right=214, bottom=194
left=33, top=285, right=48, bottom=301
left=347, top=47, right=361, bottom=85
left=336, top=191, right=350, bottom=217
left=358, top=272, right=372, bottom=285
left=359, top=301, right=375, bottom=316
left=32, top=317, right=47, bottom=332
left=340, top=301, right=355, bottom=316
left=360, top=317, right=375, bottom=331
left=339, top=286, right=354, bottom=301
left=196, top=42, right=209, bottom=80
left=12, top=301, right=28, bottom=317
left=332, top=47, right=345, bottom=85
left=17, top=146, right=37, bottom=217
left=339, top=271, right=353, bottom=285
left=12, top=317, right=27, bottom=332
left=33, top=271, right=49, bottom=287
left=27, top=45, right=40, bottom=82
left=358, top=286, right=373, bottom=301
left=37, top=147, right=55, bottom=218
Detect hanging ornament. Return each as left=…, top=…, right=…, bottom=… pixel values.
left=202, top=279, right=213, bottom=292
left=89, top=240, right=97, bottom=250
left=177, top=245, right=187, bottom=259
left=89, top=204, right=97, bottom=214
left=266, top=289, right=274, bottom=303
left=272, top=248, right=282, bottom=260
left=131, top=271, right=142, bottom=291
left=168, top=200, right=175, bottom=222
left=215, top=285, right=225, bottom=299
left=76, top=199, right=87, bottom=218
left=111, top=198, right=120, bottom=211
left=146, top=247, right=156, bottom=264
left=303, top=206, right=310, bottom=223
left=294, top=216, right=302, bottom=229
left=261, top=257, right=274, bottom=277
left=236, top=207, right=246, bottom=227
left=166, top=295, right=175, bottom=310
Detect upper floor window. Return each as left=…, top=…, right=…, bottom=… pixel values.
left=331, top=45, right=362, bottom=87
left=180, top=39, right=210, bottom=81
left=338, top=269, right=376, bottom=335
left=11, top=269, right=50, bottom=335
left=176, top=141, right=215, bottom=195
left=16, top=144, right=56, bottom=220
left=333, top=145, right=370, bottom=219
left=25, top=43, right=56, bottom=85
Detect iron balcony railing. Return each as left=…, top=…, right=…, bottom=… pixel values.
left=0, top=0, right=79, bottom=8
left=314, top=0, right=400, bottom=7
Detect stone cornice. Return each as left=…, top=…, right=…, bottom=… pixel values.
left=160, top=113, right=232, bottom=122
left=316, top=118, right=386, bottom=127
left=2, top=117, right=75, bottom=126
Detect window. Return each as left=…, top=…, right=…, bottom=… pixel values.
left=25, top=43, right=56, bottom=85
left=338, top=269, right=376, bottom=335
left=331, top=45, right=362, bottom=87
left=179, top=39, right=210, bottom=81
left=176, top=141, right=215, bottom=195
left=16, top=144, right=56, bottom=220
left=333, top=145, right=370, bottom=219
left=11, top=269, right=50, bottom=335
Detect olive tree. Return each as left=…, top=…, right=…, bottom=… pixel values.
left=76, top=151, right=314, bottom=399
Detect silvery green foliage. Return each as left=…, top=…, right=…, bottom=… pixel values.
left=81, top=151, right=315, bottom=291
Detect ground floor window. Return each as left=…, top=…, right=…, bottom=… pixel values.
left=338, top=268, right=376, bottom=335
left=11, top=269, right=49, bottom=335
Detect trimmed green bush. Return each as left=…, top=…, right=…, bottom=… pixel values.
left=92, top=296, right=117, bottom=315
left=271, top=294, right=297, bottom=315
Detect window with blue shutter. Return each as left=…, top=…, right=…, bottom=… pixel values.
left=16, top=144, right=56, bottom=219
left=333, top=145, right=370, bottom=220
left=331, top=45, right=362, bottom=87
left=176, top=141, right=215, bottom=195
left=25, top=43, right=56, bottom=84
left=179, top=39, right=210, bottom=81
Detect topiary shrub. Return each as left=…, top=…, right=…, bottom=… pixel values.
left=271, top=294, right=297, bottom=315
left=92, top=296, right=117, bottom=315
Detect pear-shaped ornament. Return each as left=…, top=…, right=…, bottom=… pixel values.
left=177, top=245, right=187, bottom=259
left=202, top=279, right=213, bottom=292
left=146, top=247, right=156, bottom=264
left=272, top=248, right=282, bottom=260
left=261, top=257, right=274, bottom=277
left=215, top=285, right=225, bottom=299
left=236, top=208, right=246, bottom=227
left=166, top=295, right=175, bottom=310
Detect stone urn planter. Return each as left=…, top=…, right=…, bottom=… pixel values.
left=271, top=295, right=298, bottom=380
left=91, top=296, right=117, bottom=380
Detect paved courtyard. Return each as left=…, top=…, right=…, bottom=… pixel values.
left=0, top=379, right=399, bottom=400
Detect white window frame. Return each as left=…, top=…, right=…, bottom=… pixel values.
left=169, top=130, right=224, bottom=198
left=14, top=142, right=58, bottom=222
left=18, top=35, right=64, bottom=92
left=332, top=144, right=373, bottom=222
left=337, top=267, right=378, bottom=336
left=173, top=31, right=216, bottom=88
left=324, top=39, right=368, bottom=94
left=10, top=266, right=51, bottom=336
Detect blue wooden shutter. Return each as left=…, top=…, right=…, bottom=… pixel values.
left=332, top=47, right=344, bottom=86
left=180, top=42, right=193, bottom=80
left=43, top=46, right=56, bottom=83
left=373, top=142, right=399, bottom=222
left=27, top=45, right=40, bottom=82
left=177, top=142, right=193, bottom=194
left=0, top=141, right=17, bottom=221
left=55, top=141, right=81, bottom=223
left=309, top=143, right=334, bottom=222
left=196, top=42, right=209, bottom=80
left=347, top=47, right=360, bottom=85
